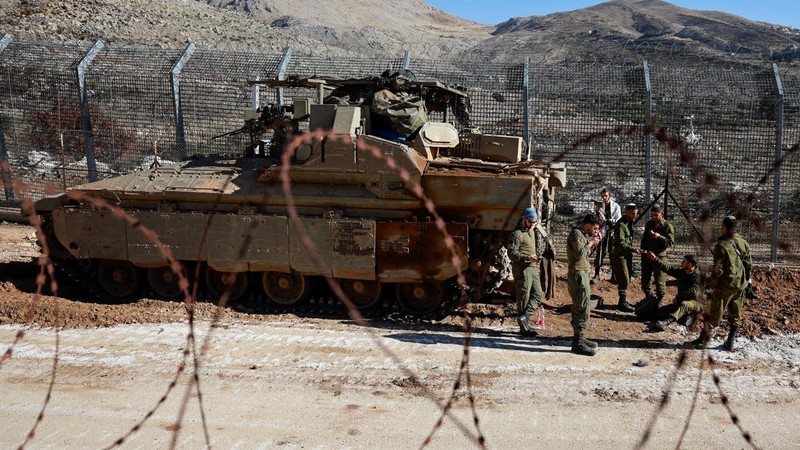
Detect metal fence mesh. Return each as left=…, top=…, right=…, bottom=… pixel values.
left=2, top=38, right=799, bottom=264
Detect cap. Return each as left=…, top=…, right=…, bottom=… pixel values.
left=522, top=207, right=538, bottom=221
left=625, top=203, right=638, bottom=211
left=651, top=204, right=662, bottom=212
left=593, top=199, right=603, bottom=205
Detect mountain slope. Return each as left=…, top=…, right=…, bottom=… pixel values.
left=0, top=0, right=797, bottom=63
left=480, top=0, right=800, bottom=63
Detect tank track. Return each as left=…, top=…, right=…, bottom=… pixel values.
left=51, top=257, right=461, bottom=321
left=52, top=259, right=109, bottom=302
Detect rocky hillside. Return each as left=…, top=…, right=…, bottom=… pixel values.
left=0, top=0, right=489, bottom=56
left=0, top=0, right=797, bottom=63
left=478, top=0, right=800, bottom=63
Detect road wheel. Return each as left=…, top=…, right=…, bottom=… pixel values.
left=339, top=279, right=381, bottom=310
left=205, top=267, right=250, bottom=302
left=262, top=272, right=310, bottom=306
left=97, top=259, right=139, bottom=299
left=147, top=266, right=183, bottom=299
left=396, top=281, right=445, bottom=316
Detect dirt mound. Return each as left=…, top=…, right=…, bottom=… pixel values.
left=0, top=223, right=797, bottom=338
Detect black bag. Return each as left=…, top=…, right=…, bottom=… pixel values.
left=634, top=295, right=661, bottom=321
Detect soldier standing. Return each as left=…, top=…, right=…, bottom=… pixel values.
left=567, top=214, right=602, bottom=356
left=645, top=253, right=703, bottom=331
left=685, top=216, right=747, bottom=351
left=639, top=204, right=674, bottom=306
left=609, top=203, right=638, bottom=312
left=592, top=188, right=621, bottom=284
left=508, top=207, right=542, bottom=337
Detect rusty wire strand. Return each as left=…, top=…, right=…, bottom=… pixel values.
left=675, top=349, right=708, bottom=450
left=14, top=195, right=62, bottom=450
left=277, top=130, right=485, bottom=446
left=58, top=191, right=211, bottom=449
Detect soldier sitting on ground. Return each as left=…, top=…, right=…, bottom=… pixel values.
left=639, top=251, right=703, bottom=331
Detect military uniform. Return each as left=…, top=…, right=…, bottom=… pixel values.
left=610, top=216, right=636, bottom=303
left=708, top=234, right=747, bottom=329
left=656, top=260, right=703, bottom=323
left=509, top=224, right=543, bottom=328
left=567, top=227, right=593, bottom=338
left=640, top=218, right=675, bottom=301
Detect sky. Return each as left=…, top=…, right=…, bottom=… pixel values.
left=426, top=1, right=800, bottom=29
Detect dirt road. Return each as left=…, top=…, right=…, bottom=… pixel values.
left=1, top=318, right=799, bottom=449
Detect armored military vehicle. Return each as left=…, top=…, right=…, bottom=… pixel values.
left=33, top=71, right=565, bottom=316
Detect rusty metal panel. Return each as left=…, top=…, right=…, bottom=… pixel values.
left=244, top=215, right=290, bottom=273
left=330, top=220, right=375, bottom=280
left=422, top=173, right=533, bottom=231
left=289, top=218, right=376, bottom=279
left=53, top=208, right=127, bottom=260
left=126, top=211, right=207, bottom=265
left=376, top=221, right=468, bottom=283
left=289, top=218, right=332, bottom=276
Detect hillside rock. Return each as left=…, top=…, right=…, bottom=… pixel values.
left=0, top=0, right=797, bottom=63
left=479, top=0, right=800, bottom=63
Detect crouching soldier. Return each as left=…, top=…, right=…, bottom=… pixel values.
left=640, top=251, right=703, bottom=331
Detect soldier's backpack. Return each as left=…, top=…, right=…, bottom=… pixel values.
left=634, top=295, right=661, bottom=321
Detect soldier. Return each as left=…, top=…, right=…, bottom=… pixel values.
left=508, top=207, right=543, bottom=337
left=639, top=204, right=675, bottom=306
left=685, top=216, right=747, bottom=351
left=732, top=224, right=756, bottom=302
left=567, top=214, right=602, bottom=356
left=609, top=203, right=638, bottom=312
left=592, top=188, right=621, bottom=284
left=643, top=252, right=703, bottom=331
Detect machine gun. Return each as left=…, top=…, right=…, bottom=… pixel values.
left=212, top=103, right=293, bottom=141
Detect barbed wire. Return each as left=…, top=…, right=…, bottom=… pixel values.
left=0, top=34, right=795, bottom=449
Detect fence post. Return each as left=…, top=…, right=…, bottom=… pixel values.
left=76, top=40, right=104, bottom=182
left=643, top=60, right=653, bottom=203
left=0, top=34, right=13, bottom=201
left=771, top=63, right=784, bottom=263
left=251, top=75, right=260, bottom=110
left=402, top=50, right=411, bottom=70
left=523, top=56, right=531, bottom=160
left=275, top=47, right=292, bottom=106
left=171, top=42, right=195, bottom=161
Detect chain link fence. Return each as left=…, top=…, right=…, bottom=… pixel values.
left=1, top=37, right=799, bottom=264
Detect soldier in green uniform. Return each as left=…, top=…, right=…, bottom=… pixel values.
left=567, top=214, right=602, bottom=356
left=726, top=217, right=752, bottom=350
left=685, top=216, right=746, bottom=351
left=642, top=252, right=703, bottom=331
left=639, top=204, right=675, bottom=306
left=508, top=207, right=542, bottom=337
left=609, top=203, right=638, bottom=312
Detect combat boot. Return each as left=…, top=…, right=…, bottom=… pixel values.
left=723, top=326, right=738, bottom=352
left=678, top=313, right=696, bottom=328
left=517, top=314, right=538, bottom=338
left=654, top=317, right=675, bottom=332
left=582, top=336, right=599, bottom=349
left=617, top=295, right=635, bottom=312
left=683, top=330, right=709, bottom=349
left=571, top=334, right=597, bottom=356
